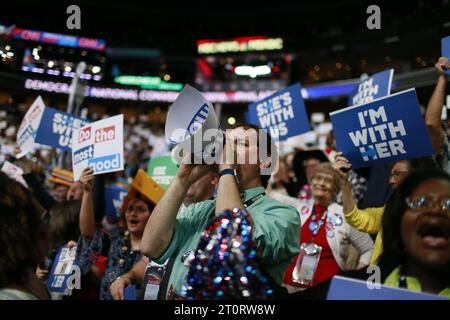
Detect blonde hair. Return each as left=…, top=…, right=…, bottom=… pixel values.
left=309, top=162, right=341, bottom=196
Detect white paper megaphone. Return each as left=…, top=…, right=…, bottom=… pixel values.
left=165, top=84, right=223, bottom=164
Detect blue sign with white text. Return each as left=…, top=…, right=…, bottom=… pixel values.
left=124, top=285, right=137, bottom=300
left=88, top=153, right=121, bottom=173
left=105, top=185, right=128, bottom=219
left=35, top=107, right=90, bottom=151
left=327, top=276, right=448, bottom=300
left=348, top=69, right=393, bottom=107
left=331, top=89, right=434, bottom=169
left=442, top=36, right=450, bottom=76
left=47, top=246, right=78, bottom=295
left=245, top=83, right=310, bottom=141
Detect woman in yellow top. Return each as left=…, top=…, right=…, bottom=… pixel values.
left=334, top=153, right=436, bottom=264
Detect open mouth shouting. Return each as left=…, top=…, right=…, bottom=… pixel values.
left=127, top=217, right=140, bottom=228
left=416, top=217, right=450, bottom=249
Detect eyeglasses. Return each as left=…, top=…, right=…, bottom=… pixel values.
left=390, top=170, right=409, bottom=180
left=405, top=194, right=450, bottom=211
left=312, top=174, right=333, bottom=184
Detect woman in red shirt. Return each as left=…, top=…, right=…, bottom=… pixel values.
left=281, top=163, right=374, bottom=293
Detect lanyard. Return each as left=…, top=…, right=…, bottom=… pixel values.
left=399, top=267, right=408, bottom=289
left=243, top=192, right=265, bottom=208
left=308, top=206, right=328, bottom=239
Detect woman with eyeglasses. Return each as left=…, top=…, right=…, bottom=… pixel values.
left=271, top=163, right=374, bottom=294
left=379, top=168, right=450, bottom=296
left=333, top=153, right=436, bottom=264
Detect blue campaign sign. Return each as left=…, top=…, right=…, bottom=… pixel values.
left=245, top=83, right=310, bottom=141
left=348, top=69, right=394, bottom=107
left=327, top=276, right=448, bottom=300
left=442, top=36, right=450, bottom=76
left=35, top=107, right=90, bottom=151
left=105, top=185, right=128, bottom=219
left=331, top=88, right=434, bottom=169
left=124, top=285, right=137, bottom=300
left=47, top=246, right=78, bottom=294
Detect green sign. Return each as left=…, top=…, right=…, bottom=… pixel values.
left=147, top=155, right=179, bottom=189
left=114, top=76, right=183, bottom=91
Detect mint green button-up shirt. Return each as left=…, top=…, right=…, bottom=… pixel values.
left=154, top=186, right=301, bottom=299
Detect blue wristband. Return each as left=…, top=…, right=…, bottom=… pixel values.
left=219, top=168, right=236, bottom=178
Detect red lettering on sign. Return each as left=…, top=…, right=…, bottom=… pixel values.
left=78, top=38, right=98, bottom=49
left=94, top=125, right=115, bottom=143
left=79, top=127, right=92, bottom=143
left=22, top=30, right=41, bottom=41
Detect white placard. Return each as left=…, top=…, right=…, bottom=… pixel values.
left=165, top=84, right=222, bottom=164
left=72, top=114, right=124, bottom=181
left=1, top=161, right=28, bottom=187
left=16, top=96, right=46, bottom=158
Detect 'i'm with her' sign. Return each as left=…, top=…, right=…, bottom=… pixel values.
left=348, top=69, right=394, bottom=107
left=246, top=83, right=310, bottom=141
left=330, top=88, right=434, bottom=169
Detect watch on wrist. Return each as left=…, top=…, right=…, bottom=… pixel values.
left=219, top=168, right=239, bottom=183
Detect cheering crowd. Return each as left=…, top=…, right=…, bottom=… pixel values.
left=0, top=57, right=449, bottom=300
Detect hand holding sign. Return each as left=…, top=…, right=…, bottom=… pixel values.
left=80, top=167, right=94, bottom=192
left=435, top=57, right=450, bottom=77
left=110, top=276, right=132, bottom=300
left=333, top=152, right=352, bottom=180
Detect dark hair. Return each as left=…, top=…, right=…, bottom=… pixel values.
left=292, top=149, right=329, bottom=187
left=48, top=200, right=81, bottom=250
left=0, top=172, right=48, bottom=289
left=378, top=168, right=450, bottom=280
left=391, top=156, right=437, bottom=171
left=231, top=123, right=275, bottom=188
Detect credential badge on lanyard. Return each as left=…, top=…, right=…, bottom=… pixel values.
left=292, top=242, right=322, bottom=287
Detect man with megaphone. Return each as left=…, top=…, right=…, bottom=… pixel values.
left=141, top=123, right=301, bottom=300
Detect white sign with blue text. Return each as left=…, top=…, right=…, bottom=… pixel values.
left=327, top=276, right=448, bottom=300
left=331, top=88, right=434, bottom=169
left=16, top=96, right=46, bottom=158
left=246, top=83, right=310, bottom=141
left=72, top=115, right=124, bottom=181
left=348, top=69, right=394, bottom=107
